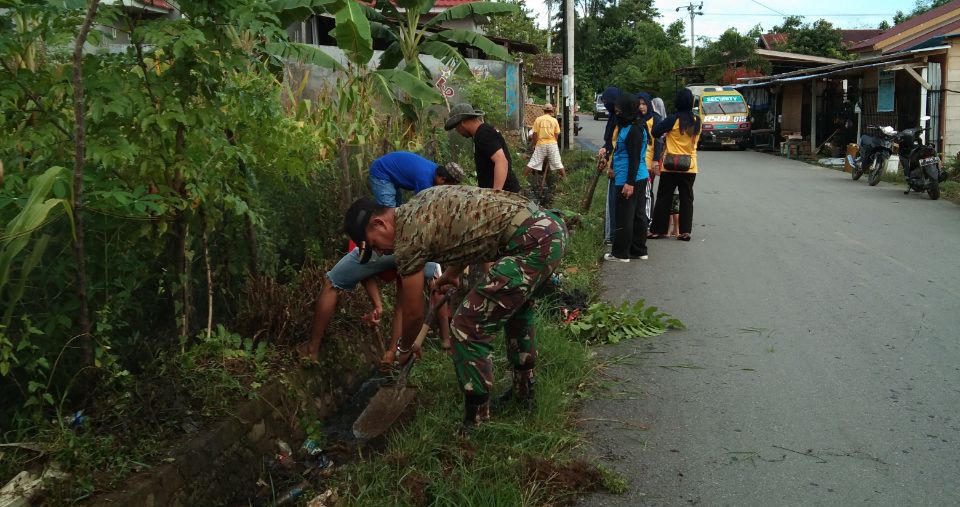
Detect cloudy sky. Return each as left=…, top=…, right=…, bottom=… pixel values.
left=526, top=0, right=915, bottom=42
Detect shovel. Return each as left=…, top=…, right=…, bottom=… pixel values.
left=352, top=294, right=450, bottom=440
left=581, top=153, right=607, bottom=211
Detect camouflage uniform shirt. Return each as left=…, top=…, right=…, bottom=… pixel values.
left=394, top=186, right=534, bottom=276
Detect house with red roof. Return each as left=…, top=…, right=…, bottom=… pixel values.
left=734, top=1, right=960, bottom=160
left=94, top=0, right=177, bottom=52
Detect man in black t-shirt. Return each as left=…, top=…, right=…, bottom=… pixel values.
left=444, top=103, right=521, bottom=192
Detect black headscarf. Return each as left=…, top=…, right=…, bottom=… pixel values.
left=601, top=86, right=621, bottom=114
left=675, top=88, right=701, bottom=136
left=616, top=94, right=638, bottom=128
left=636, top=92, right=654, bottom=123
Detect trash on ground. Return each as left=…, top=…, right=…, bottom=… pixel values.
left=0, top=465, right=68, bottom=507
left=306, top=489, right=339, bottom=507
left=817, top=158, right=845, bottom=166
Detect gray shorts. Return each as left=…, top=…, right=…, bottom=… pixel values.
left=326, top=247, right=440, bottom=291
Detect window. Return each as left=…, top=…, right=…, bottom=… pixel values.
left=702, top=102, right=747, bottom=114
left=877, top=71, right=895, bottom=112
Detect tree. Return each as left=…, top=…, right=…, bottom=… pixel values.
left=770, top=16, right=847, bottom=59
left=879, top=20, right=891, bottom=30
left=484, top=0, right=548, bottom=52
left=697, top=28, right=771, bottom=84
left=892, top=0, right=951, bottom=26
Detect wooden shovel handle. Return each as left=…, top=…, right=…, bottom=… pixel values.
left=412, top=291, right=451, bottom=350
left=396, top=292, right=452, bottom=384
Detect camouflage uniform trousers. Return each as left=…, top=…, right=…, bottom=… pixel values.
left=451, top=209, right=568, bottom=407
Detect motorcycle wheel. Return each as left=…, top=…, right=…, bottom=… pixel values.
left=868, top=155, right=885, bottom=186
left=852, top=161, right=864, bottom=180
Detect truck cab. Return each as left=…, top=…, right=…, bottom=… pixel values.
left=689, top=85, right=751, bottom=149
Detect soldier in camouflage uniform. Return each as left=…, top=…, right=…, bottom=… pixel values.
left=343, top=186, right=567, bottom=429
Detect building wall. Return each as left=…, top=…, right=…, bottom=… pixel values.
left=945, top=40, right=960, bottom=157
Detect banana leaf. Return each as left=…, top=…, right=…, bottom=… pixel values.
left=424, top=2, right=519, bottom=28
left=434, top=29, right=514, bottom=62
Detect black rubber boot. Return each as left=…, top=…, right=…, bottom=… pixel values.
left=459, top=398, right=490, bottom=436
left=492, top=371, right=536, bottom=414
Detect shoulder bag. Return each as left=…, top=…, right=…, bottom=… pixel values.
left=662, top=153, right=691, bottom=171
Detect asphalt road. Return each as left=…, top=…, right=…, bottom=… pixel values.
left=574, top=117, right=960, bottom=507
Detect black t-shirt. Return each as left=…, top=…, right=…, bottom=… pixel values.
left=473, top=123, right=521, bottom=192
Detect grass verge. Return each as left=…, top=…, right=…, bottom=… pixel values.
left=327, top=149, right=612, bottom=507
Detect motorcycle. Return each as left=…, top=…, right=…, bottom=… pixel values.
left=894, top=125, right=948, bottom=200
left=848, top=125, right=895, bottom=186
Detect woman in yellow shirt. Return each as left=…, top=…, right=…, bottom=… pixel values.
left=648, top=88, right=701, bottom=241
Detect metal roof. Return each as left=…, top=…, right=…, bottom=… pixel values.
left=735, top=45, right=947, bottom=88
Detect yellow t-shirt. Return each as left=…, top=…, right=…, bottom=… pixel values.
left=533, top=114, right=560, bottom=146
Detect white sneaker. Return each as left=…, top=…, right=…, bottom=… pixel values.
left=603, top=253, right=630, bottom=263
left=638, top=255, right=649, bottom=260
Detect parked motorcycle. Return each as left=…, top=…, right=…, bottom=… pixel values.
left=894, top=125, right=948, bottom=200
left=848, top=125, right=895, bottom=186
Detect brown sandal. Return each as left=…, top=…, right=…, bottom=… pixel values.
left=677, top=233, right=691, bottom=241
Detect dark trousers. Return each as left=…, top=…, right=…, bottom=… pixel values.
left=612, top=185, right=648, bottom=259
left=651, top=172, right=696, bottom=235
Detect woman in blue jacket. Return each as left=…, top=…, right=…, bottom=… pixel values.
left=604, top=94, right=649, bottom=262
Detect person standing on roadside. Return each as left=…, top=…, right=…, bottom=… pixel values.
left=649, top=88, right=701, bottom=242
left=524, top=103, right=567, bottom=179
left=636, top=93, right=664, bottom=221
left=603, top=94, right=649, bottom=263
left=597, top=86, right=621, bottom=244
left=445, top=103, right=522, bottom=192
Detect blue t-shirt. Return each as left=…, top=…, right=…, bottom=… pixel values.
left=612, top=126, right=648, bottom=186
left=369, top=152, right=437, bottom=194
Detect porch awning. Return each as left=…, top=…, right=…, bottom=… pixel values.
left=735, top=58, right=912, bottom=89
left=735, top=45, right=948, bottom=89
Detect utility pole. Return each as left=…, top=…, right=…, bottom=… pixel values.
left=546, top=0, right=552, bottom=104
left=676, top=2, right=703, bottom=62
left=562, top=0, right=575, bottom=149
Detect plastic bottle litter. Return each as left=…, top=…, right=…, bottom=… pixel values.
left=65, top=410, right=86, bottom=429
left=301, top=439, right=322, bottom=455
left=273, top=482, right=308, bottom=506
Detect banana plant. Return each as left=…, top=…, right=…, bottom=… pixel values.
left=0, top=166, right=74, bottom=328
left=269, top=0, right=519, bottom=119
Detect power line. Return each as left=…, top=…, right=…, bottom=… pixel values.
left=701, top=12, right=892, bottom=17
left=749, top=0, right=787, bottom=16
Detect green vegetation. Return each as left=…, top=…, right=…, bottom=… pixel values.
left=769, top=16, right=848, bottom=60
left=0, top=0, right=518, bottom=499
left=893, top=0, right=953, bottom=26
left=569, top=300, right=683, bottom=345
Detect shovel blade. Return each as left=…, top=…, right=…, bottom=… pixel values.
left=352, top=385, right=418, bottom=440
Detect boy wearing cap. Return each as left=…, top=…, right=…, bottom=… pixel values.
left=297, top=153, right=463, bottom=362
left=343, top=186, right=568, bottom=431
left=524, top=104, right=566, bottom=179
left=445, top=103, right=521, bottom=193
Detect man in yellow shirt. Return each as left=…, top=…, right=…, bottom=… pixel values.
left=525, top=104, right=566, bottom=179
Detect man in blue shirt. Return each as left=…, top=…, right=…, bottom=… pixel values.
left=369, top=151, right=465, bottom=207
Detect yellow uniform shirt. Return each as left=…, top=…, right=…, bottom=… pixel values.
left=532, top=114, right=561, bottom=146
